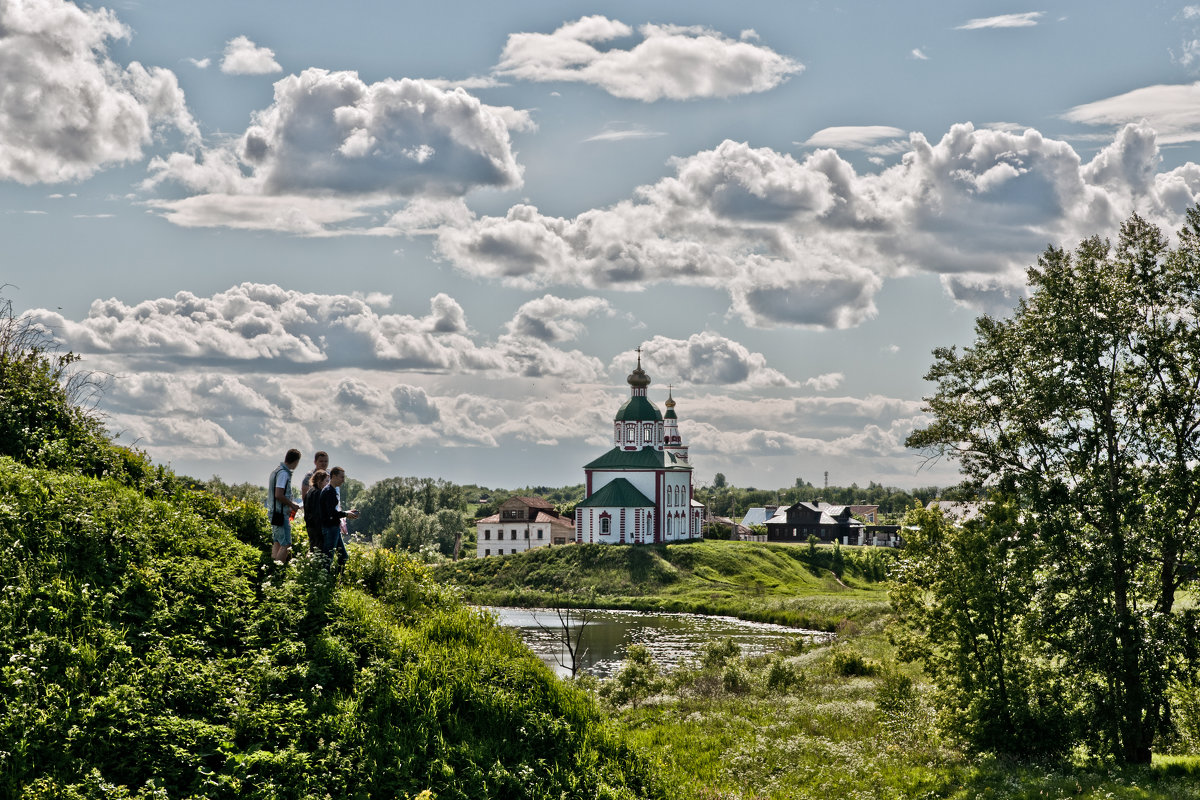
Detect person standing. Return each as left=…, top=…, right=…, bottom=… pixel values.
left=269, top=449, right=302, bottom=563
left=321, top=467, right=359, bottom=571
left=301, top=451, right=329, bottom=497
left=303, top=468, right=329, bottom=556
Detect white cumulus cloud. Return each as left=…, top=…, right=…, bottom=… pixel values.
left=635, top=333, right=798, bottom=388
left=220, top=36, right=282, bottom=75
left=413, top=123, right=1200, bottom=328
left=146, top=69, right=529, bottom=230
left=0, top=0, right=198, bottom=184
left=494, top=16, right=803, bottom=101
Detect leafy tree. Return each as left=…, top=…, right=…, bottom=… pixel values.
left=905, top=209, right=1200, bottom=763
left=712, top=472, right=727, bottom=489
left=893, top=502, right=1074, bottom=755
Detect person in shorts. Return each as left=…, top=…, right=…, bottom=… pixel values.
left=269, top=449, right=302, bottom=562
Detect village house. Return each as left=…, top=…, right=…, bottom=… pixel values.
left=749, top=501, right=902, bottom=546
left=476, top=496, right=574, bottom=557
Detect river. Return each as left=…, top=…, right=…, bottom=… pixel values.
left=483, top=606, right=829, bottom=678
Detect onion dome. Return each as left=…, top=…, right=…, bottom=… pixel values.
left=627, top=352, right=651, bottom=390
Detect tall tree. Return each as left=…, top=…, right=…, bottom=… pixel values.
left=906, top=208, right=1200, bottom=763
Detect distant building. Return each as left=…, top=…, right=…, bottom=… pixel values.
left=476, top=496, right=574, bottom=557
left=847, top=504, right=880, bottom=524
left=575, top=353, right=704, bottom=544
left=740, top=507, right=778, bottom=528
left=763, top=501, right=903, bottom=546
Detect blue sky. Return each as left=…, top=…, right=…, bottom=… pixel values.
left=4, top=0, right=1200, bottom=491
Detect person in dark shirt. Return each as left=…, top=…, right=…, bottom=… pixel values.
left=303, top=469, right=328, bottom=556
left=321, top=467, right=359, bottom=570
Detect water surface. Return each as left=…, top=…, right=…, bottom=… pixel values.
left=484, top=606, right=828, bottom=678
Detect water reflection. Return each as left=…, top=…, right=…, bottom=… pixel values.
left=484, top=606, right=828, bottom=678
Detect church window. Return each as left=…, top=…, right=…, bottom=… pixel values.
left=537, top=530, right=543, bottom=539
left=601, top=516, right=611, bottom=534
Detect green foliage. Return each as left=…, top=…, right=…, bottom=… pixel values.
left=828, top=646, right=879, bottom=678
left=893, top=502, right=1074, bottom=757
left=905, top=208, right=1200, bottom=763
left=600, top=645, right=662, bottom=708
left=700, top=637, right=741, bottom=670
left=0, top=457, right=664, bottom=799
left=352, top=476, right=466, bottom=540
left=764, top=656, right=803, bottom=692
left=830, top=541, right=845, bottom=577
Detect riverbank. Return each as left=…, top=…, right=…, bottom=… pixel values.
left=433, top=539, right=895, bottom=631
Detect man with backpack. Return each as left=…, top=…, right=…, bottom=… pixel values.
left=268, top=449, right=302, bottom=563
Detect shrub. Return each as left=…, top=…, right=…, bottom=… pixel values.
left=602, top=645, right=662, bottom=708
left=765, top=657, right=803, bottom=692
left=721, top=660, right=751, bottom=693
left=700, top=637, right=741, bottom=670
left=828, top=646, right=879, bottom=677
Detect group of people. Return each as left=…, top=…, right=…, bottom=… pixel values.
left=268, top=448, right=360, bottom=568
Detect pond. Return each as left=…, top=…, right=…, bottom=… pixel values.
left=483, top=606, right=830, bottom=678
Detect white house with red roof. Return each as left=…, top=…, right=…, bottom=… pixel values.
left=476, top=495, right=575, bottom=557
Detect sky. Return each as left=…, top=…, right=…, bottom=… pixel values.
left=4, top=0, right=1200, bottom=493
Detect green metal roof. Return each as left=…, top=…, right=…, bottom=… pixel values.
left=584, top=446, right=662, bottom=470
left=614, top=395, right=662, bottom=422
left=576, top=478, right=655, bottom=508
left=583, top=446, right=692, bottom=471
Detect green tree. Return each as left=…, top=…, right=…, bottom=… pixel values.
left=906, top=209, right=1200, bottom=763
left=892, top=502, right=1073, bottom=755
left=712, top=472, right=727, bottom=489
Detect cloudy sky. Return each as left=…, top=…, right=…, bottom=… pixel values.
left=5, top=0, right=1200, bottom=492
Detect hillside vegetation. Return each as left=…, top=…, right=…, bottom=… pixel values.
left=433, top=540, right=894, bottom=631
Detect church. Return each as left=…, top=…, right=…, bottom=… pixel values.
left=575, top=352, right=704, bottom=544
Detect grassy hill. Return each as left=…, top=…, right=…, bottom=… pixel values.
left=0, top=457, right=662, bottom=799
left=433, top=540, right=895, bottom=631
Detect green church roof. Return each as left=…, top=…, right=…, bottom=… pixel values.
left=583, top=446, right=692, bottom=471
left=576, top=478, right=655, bottom=508
left=614, top=395, right=662, bottom=422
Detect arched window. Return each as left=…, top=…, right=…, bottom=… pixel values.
left=601, top=515, right=611, bottom=534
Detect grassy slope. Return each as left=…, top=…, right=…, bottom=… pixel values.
left=611, top=625, right=1200, bottom=800
left=0, top=458, right=661, bottom=800
left=433, top=540, right=893, bottom=630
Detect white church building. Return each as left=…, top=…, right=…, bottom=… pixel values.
left=575, top=353, right=704, bottom=544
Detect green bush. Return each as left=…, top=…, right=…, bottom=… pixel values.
left=701, top=637, right=741, bottom=670
left=828, top=645, right=879, bottom=677
left=765, top=656, right=803, bottom=692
